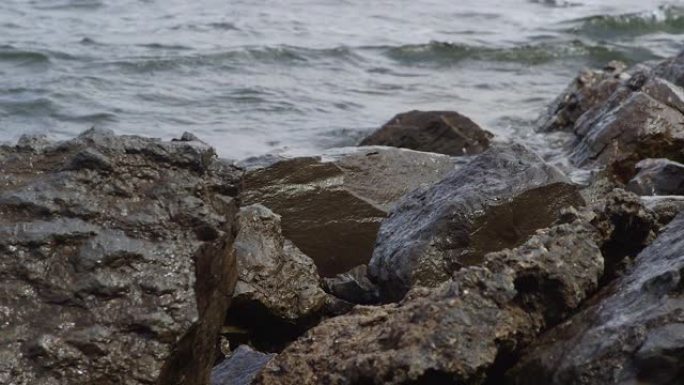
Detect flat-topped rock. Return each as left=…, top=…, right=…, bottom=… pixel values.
left=241, top=146, right=465, bottom=277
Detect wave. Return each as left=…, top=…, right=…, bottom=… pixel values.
left=379, top=40, right=659, bottom=67
left=567, top=5, right=684, bottom=39
left=0, top=47, right=50, bottom=65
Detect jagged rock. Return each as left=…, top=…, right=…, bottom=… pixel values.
left=241, top=146, right=464, bottom=277
left=359, top=110, right=493, bottom=156
left=368, top=143, right=585, bottom=300
left=322, top=265, right=380, bottom=305
left=0, top=128, right=241, bottom=385
left=211, top=345, right=274, bottom=385
left=642, top=196, right=684, bottom=227
left=627, top=158, right=684, bottom=196
left=537, top=61, right=627, bottom=133
left=654, top=49, right=684, bottom=87
left=228, top=204, right=326, bottom=334
left=253, top=215, right=604, bottom=385
left=507, top=211, right=684, bottom=385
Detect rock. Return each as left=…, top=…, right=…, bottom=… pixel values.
left=359, top=110, right=493, bottom=156
left=627, top=158, right=684, bottom=196
left=253, top=214, right=605, bottom=385
left=569, top=84, right=684, bottom=181
left=641, top=195, right=684, bottom=227
left=322, top=265, right=380, bottom=305
left=368, top=143, right=585, bottom=300
left=228, top=205, right=327, bottom=344
left=211, top=345, right=274, bottom=385
left=537, top=61, right=627, bottom=133
left=241, top=146, right=464, bottom=277
left=654, top=49, right=684, bottom=87
left=0, top=129, right=241, bottom=385
left=507, top=211, right=684, bottom=385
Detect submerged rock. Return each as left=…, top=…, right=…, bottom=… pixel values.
left=368, top=143, right=584, bottom=300
left=359, top=110, right=493, bottom=156
left=507, top=211, right=684, bottom=385
left=537, top=61, right=626, bottom=133
left=627, top=158, right=684, bottom=196
left=227, top=205, right=327, bottom=344
left=211, top=345, right=275, bottom=385
left=253, top=215, right=604, bottom=385
left=241, top=146, right=463, bottom=277
left=0, top=129, right=241, bottom=385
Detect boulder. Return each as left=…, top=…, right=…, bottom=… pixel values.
left=359, top=110, right=493, bottom=156
left=537, top=61, right=626, bottom=133
left=211, top=345, right=274, bottom=385
left=322, top=265, right=380, bottom=305
left=654, top=49, right=684, bottom=87
left=368, top=143, right=585, bottom=300
left=227, top=205, right=327, bottom=344
left=0, top=129, right=241, bottom=385
left=641, top=195, right=684, bottom=227
left=241, top=146, right=464, bottom=277
left=253, top=214, right=604, bottom=385
left=627, top=158, right=684, bottom=196
left=507, top=211, right=684, bottom=385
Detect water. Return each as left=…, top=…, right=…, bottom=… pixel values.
left=1, top=0, right=683, bottom=159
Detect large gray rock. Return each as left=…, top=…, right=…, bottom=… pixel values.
left=230, top=204, right=326, bottom=327
left=0, top=129, right=241, bottom=385
left=253, top=214, right=605, bottom=385
left=507, top=211, right=684, bottom=385
left=368, top=143, right=585, bottom=300
left=359, top=110, right=493, bottom=156
left=654, top=49, right=684, bottom=88
left=241, top=146, right=464, bottom=277
left=627, top=158, right=684, bottom=196
left=211, top=345, right=274, bottom=385
left=322, top=264, right=380, bottom=305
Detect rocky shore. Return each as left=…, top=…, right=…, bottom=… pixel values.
left=1, top=50, right=683, bottom=385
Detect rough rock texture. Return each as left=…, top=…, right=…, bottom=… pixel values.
left=368, top=143, right=585, bottom=300
left=254, top=215, right=604, bottom=385
left=654, top=49, right=684, bottom=88
left=507, top=211, right=684, bottom=385
left=0, top=129, right=241, bottom=385
left=537, top=61, right=627, bottom=133
left=227, top=205, right=327, bottom=348
left=568, top=74, right=684, bottom=180
left=211, top=345, right=274, bottom=385
left=642, top=196, right=684, bottom=227
left=241, top=146, right=464, bottom=277
left=322, top=265, right=380, bottom=305
left=359, top=110, right=493, bottom=156
left=627, top=158, right=684, bottom=196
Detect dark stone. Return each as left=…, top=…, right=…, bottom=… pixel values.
left=322, top=265, right=380, bottom=305
left=642, top=195, right=684, bottom=227
left=627, top=158, right=684, bottom=196
left=0, top=130, right=241, bottom=385
left=359, top=110, right=493, bottom=156
left=228, top=204, right=327, bottom=343
left=654, top=49, right=684, bottom=88
left=368, top=143, right=585, bottom=300
left=211, top=345, right=274, bottom=385
left=507, top=212, right=684, bottom=385
left=241, top=146, right=464, bottom=277
left=253, top=214, right=604, bottom=385
left=537, top=61, right=626, bottom=133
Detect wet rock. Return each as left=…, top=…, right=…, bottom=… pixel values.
left=654, top=49, right=684, bottom=87
left=368, top=143, right=585, bottom=300
left=627, top=158, right=684, bottom=196
left=228, top=204, right=326, bottom=337
left=359, top=110, right=493, bottom=156
left=211, top=345, right=275, bottom=385
left=0, top=129, right=241, bottom=385
left=241, top=146, right=464, bottom=277
left=507, top=211, right=684, bottom=385
left=642, top=195, right=684, bottom=227
left=253, top=215, right=604, bottom=385
left=569, top=86, right=684, bottom=181
left=322, top=265, right=380, bottom=305
left=537, top=61, right=627, bottom=133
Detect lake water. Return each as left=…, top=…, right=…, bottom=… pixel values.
left=1, top=0, right=683, bottom=158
